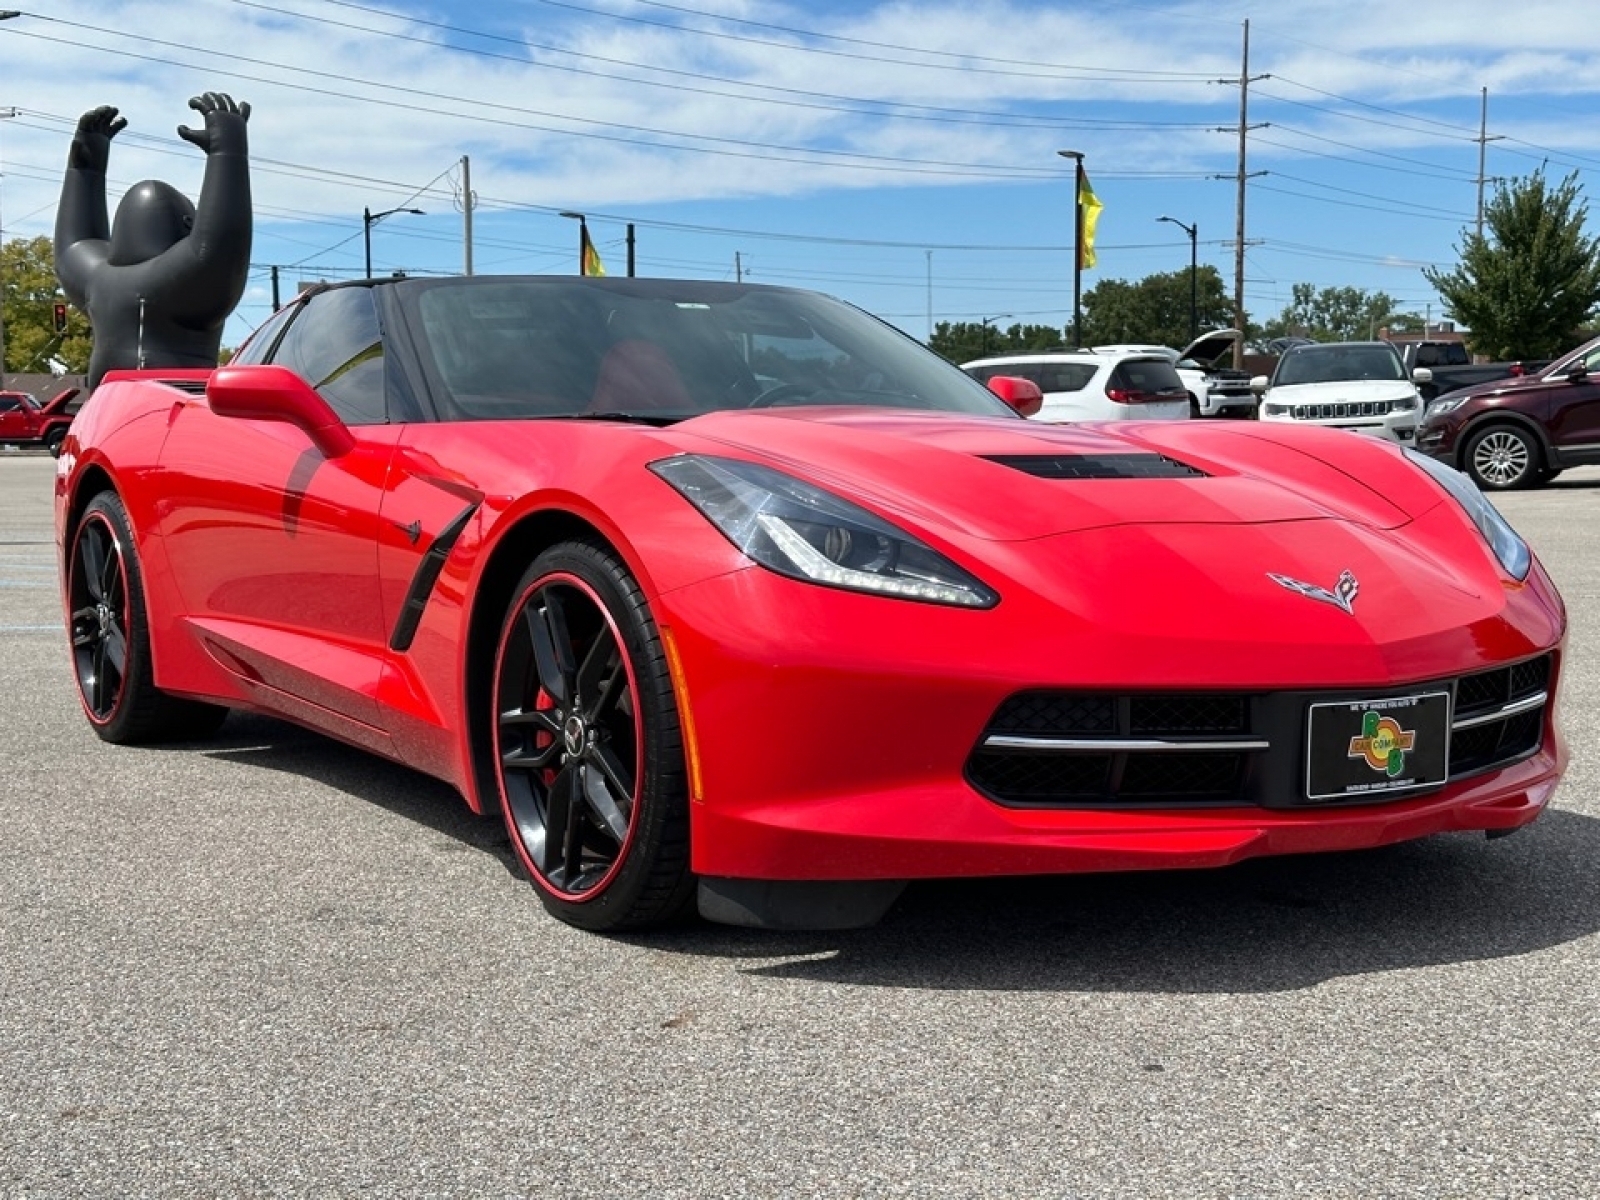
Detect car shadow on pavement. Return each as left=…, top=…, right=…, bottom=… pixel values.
left=199, top=714, right=1600, bottom=995
left=644, top=811, right=1600, bottom=993
left=200, top=712, right=522, bottom=877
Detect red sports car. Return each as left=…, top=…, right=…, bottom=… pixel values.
left=55, top=276, right=1567, bottom=931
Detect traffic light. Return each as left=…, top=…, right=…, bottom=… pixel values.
left=52, top=302, right=68, bottom=335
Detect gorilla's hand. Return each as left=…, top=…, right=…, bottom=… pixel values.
left=69, top=106, right=127, bottom=173
left=177, top=92, right=251, bottom=156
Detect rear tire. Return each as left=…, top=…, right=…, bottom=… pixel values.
left=66, top=492, right=229, bottom=744
left=1463, top=425, right=1540, bottom=491
left=491, top=539, right=693, bottom=932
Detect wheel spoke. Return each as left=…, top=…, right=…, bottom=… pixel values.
left=580, top=756, right=632, bottom=843
left=499, top=704, right=561, bottom=736
left=98, top=536, right=121, bottom=602
left=90, top=639, right=109, bottom=714
left=526, top=590, right=575, bottom=707
left=577, top=632, right=624, bottom=723
left=544, top=764, right=578, bottom=879
left=78, top=528, right=107, bottom=604
left=102, top=624, right=128, bottom=678
left=500, top=736, right=562, bottom=773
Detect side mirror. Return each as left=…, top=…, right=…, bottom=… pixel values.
left=206, top=364, right=355, bottom=458
left=1411, top=367, right=1433, bottom=385
left=1250, top=375, right=1270, bottom=393
left=1564, top=363, right=1590, bottom=382
left=986, top=375, right=1043, bottom=417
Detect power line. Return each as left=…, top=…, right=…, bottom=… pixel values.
left=9, top=20, right=1072, bottom=179
left=232, top=0, right=1219, bottom=133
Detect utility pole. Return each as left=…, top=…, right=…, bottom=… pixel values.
left=0, top=102, right=18, bottom=389
left=1475, top=88, right=1504, bottom=242
left=461, top=155, right=474, bottom=276
left=1228, top=20, right=1268, bottom=369
left=734, top=251, right=743, bottom=282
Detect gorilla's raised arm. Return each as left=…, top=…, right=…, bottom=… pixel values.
left=53, top=106, right=125, bottom=303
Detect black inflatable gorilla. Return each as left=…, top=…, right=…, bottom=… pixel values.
left=54, top=93, right=253, bottom=390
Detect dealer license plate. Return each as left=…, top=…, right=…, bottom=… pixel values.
left=1305, top=691, right=1451, bottom=801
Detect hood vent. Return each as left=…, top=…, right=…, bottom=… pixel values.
left=983, top=453, right=1207, bottom=480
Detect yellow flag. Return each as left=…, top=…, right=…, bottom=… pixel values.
left=581, top=225, right=606, bottom=277
left=1078, top=170, right=1103, bottom=270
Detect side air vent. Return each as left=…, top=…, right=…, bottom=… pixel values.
left=983, top=454, right=1206, bottom=480
left=165, top=379, right=210, bottom=395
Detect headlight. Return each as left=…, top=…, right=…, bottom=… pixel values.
left=1404, top=449, right=1531, bottom=580
left=1426, top=395, right=1467, bottom=417
left=651, top=455, right=999, bottom=607
left=1393, top=394, right=1418, bottom=411
left=1263, top=402, right=1288, bottom=416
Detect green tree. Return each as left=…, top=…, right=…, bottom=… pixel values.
left=928, top=320, right=1065, bottom=363
left=1079, top=266, right=1231, bottom=348
left=1423, top=169, right=1600, bottom=359
left=1258, top=283, right=1408, bottom=342
left=2, top=236, right=92, bottom=375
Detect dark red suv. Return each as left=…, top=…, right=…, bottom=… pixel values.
left=1417, top=333, right=1600, bottom=490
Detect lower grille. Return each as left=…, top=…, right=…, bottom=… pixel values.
left=967, top=654, right=1553, bottom=810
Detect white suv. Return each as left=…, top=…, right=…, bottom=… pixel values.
left=1254, top=341, right=1430, bottom=443
left=1093, top=330, right=1255, bottom=418
left=961, top=350, right=1190, bottom=421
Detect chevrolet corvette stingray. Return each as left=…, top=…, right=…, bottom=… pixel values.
left=55, top=276, right=1567, bottom=931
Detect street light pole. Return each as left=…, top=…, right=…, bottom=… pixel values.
left=363, top=205, right=424, bottom=279
left=1057, top=150, right=1084, bottom=347
left=1157, top=216, right=1199, bottom=343
left=980, top=312, right=1013, bottom=354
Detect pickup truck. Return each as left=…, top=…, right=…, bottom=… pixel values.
left=0, top=388, right=79, bottom=456
left=1398, top=341, right=1547, bottom=403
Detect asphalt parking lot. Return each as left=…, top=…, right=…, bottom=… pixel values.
left=2, top=448, right=1597, bottom=1198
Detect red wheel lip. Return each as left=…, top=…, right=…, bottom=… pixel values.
left=68, top=509, right=130, bottom=729
left=492, top=569, right=645, bottom=904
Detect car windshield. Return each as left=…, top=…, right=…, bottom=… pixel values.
left=1275, top=346, right=1404, bottom=386
left=402, top=277, right=1012, bottom=422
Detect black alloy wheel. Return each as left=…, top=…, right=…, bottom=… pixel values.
left=492, top=539, right=692, bottom=931
left=67, top=492, right=227, bottom=743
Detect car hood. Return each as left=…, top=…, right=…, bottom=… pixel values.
left=669, top=406, right=1436, bottom=543
left=1180, top=328, right=1242, bottom=368
left=1266, top=379, right=1417, bottom=403
left=1435, top=370, right=1557, bottom=404
left=37, top=388, right=81, bottom=417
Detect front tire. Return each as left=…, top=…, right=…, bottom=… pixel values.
left=491, top=539, right=693, bottom=931
left=66, top=492, right=228, bottom=743
left=44, top=428, right=66, bottom=457
left=1463, top=425, right=1541, bottom=491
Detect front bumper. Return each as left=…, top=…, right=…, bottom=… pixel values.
left=1261, top=405, right=1420, bottom=442
left=656, top=553, right=1566, bottom=883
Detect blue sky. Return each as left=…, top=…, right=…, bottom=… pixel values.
left=5, top=0, right=1600, bottom=349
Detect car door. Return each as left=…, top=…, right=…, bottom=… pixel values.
left=0, top=395, right=28, bottom=441
left=155, top=288, right=401, bottom=742
left=1543, top=343, right=1600, bottom=458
